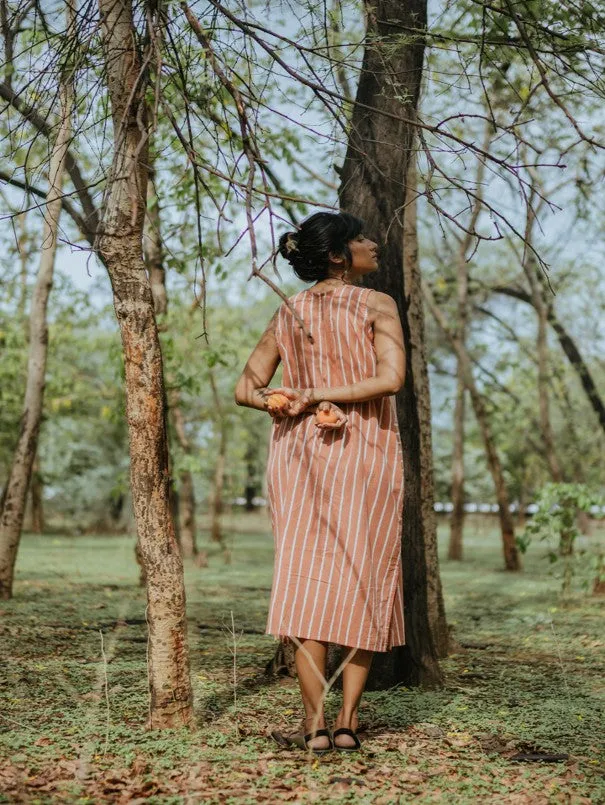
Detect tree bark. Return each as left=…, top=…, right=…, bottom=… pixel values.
left=208, top=371, right=229, bottom=560
left=171, top=398, right=198, bottom=559
left=521, top=184, right=563, bottom=482
left=402, top=157, right=449, bottom=660
left=97, top=0, right=193, bottom=728
left=423, top=282, right=521, bottom=571
left=0, top=50, right=71, bottom=598
left=448, top=375, right=465, bottom=560
left=336, top=0, right=446, bottom=687
left=144, top=161, right=168, bottom=317
left=244, top=434, right=259, bottom=511
left=30, top=455, right=44, bottom=534
left=447, top=127, right=490, bottom=561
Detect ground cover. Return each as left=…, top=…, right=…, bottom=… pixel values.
left=0, top=514, right=603, bottom=803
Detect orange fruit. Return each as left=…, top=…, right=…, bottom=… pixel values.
left=266, top=393, right=290, bottom=413
left=316, top=408, right=339, bottom=424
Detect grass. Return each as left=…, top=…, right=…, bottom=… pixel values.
left=0, top=512, right=603, bottom=803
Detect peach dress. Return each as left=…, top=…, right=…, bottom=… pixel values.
left=265, top=284, right=405, bottom=652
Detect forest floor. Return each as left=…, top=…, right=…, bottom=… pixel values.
left=0, top=514, right=604, bottom=804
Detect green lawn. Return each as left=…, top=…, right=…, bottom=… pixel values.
left=1, top=514, right=603, bottom=803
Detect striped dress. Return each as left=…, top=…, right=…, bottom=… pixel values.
left=265, top=284, right=405, bottom=652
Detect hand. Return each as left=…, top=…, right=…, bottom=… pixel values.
left=314, top=401, right=348, bottom=430
left=261, top=387, right=314, bottom=417
left=258, top=388, right=296, bottom=418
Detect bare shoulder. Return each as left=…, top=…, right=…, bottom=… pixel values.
left=365, top=289, right=399, bottom=324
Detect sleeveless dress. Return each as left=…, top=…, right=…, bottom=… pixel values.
left=265, top=284, right=405, bottom=652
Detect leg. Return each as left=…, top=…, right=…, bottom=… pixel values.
left=292, top=638, right=330, bottom=750
left=334, top=647, right=373, bottom=748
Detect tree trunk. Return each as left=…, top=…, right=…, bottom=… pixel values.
left=0, top=54, right=71, bottom=598
left=244, top=435, right=259, bottom=511
left=337, top=0, right=446, bottom=688
left=144, top=159, right=168, bottom=317
left=423, top=283, right=521, bottom=571
left=448, top=374, right=465, bottom=560
left=30, top=455, right=44, bottom=534
left=521, top=185, right=563, bottom=482
left=402, top=157, right=449, bottom=660
left=170, top=398, right=198, bottom=558
left=97, top=0, right=192, bottom=728
left=447, top=125, right=489, bottom=562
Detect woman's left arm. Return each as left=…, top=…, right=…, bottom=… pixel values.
left=234, top=311, right=281, bottom=411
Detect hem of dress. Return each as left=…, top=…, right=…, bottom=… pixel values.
left=265, top=626, right=405, bottom=653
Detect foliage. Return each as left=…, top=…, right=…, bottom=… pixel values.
left=518, top=483, right=605, bottom=596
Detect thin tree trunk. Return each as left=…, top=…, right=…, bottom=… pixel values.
left=208, top=371, right=229, bottom=561
left=447, top=126, right=490, bottom=561
left=144, top=160, right=168, bottom=318
left=97, top=0, right=192, bottom=728
left=30, top=456, right=44, bottom=534
left=521, top=183, right=563, bottom=482
left=448, top=375, right=465, bottom=560
left=244, top=435, right=259, bottom=511
left=336, top=0, right=446, bottom=687
left=0, top=45, right=71, bottom=598
left=423, top=282, right=521, bottom=571
left=171, top=398, right=198, bottom=559
left=17, top=212, right=28, bottom=322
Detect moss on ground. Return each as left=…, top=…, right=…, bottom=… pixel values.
left=0, top=515, right=603, bottom=803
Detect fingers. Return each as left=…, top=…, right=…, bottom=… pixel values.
left=267, top=387, right=299, bottom=400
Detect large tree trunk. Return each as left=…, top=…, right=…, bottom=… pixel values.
left=402, top=158, right=449, bottom=660
left=337, top=0, right=446, bottom=688
left=0, top=56, right=71, bottom=598
left=97, top=0, right=193, bottom=728
left=423, top=283, right=521, bottom=571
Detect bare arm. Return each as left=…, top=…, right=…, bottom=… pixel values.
left=234, top=310, right=281, bottom=411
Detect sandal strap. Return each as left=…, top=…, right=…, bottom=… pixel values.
left=303, top=728, right=331, bottom=743
left=332, top=727, right=361, bottom=747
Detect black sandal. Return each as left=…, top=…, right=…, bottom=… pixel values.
left=271, top=728, right=333, bottom=755
left=332, top=727, right=361, bottom=752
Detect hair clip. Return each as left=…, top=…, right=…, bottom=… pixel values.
left=285, top=233, right=298, bottom=253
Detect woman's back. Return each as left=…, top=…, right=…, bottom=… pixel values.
left=275, top=285, right=376, bottom=390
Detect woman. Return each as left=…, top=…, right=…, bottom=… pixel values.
left=234, top=211, right=406, bottom=753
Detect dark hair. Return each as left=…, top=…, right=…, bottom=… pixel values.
left=278, top=212, right=365, bottom=282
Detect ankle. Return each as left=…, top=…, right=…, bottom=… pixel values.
left=335, top=708, right=358, bottom=727
left=303, top=713, right=325, bottom=729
